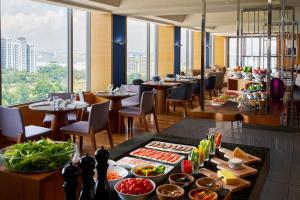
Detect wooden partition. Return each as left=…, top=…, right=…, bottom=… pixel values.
left=214, top=36, right=226, bottom=66
left=158, top=25, right=174, bottom=78
left=193, top=31, right=202, bottom=69
left=91, top=12, right=112, bottom=92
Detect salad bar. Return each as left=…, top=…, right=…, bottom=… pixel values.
left=108, top=133, right=270, bottom=200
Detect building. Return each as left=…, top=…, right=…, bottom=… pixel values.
left=1, top=37, right=36, bottom=73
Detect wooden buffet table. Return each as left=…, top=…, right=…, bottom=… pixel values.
left=0, top=166, right=64, bottom=200
left=142, top=82, right=181, bottom=114
left=95, top=91, right=137, bottom=133
left=190, top=100, right=284, bottom=126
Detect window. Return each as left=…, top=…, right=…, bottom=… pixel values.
left=0, top=0, right=90, bottom=105
left=180, top=28, right=193, bottom=73
left=73, top=9, right=88, bottom=92
left=127, top=18, right=157, bottom=83
left=127, top=19, right=148, bottom=83
left=228, top=37, right=277, bottom=69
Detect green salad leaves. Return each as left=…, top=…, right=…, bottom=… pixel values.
left=0, top=139, right=75, bottom=172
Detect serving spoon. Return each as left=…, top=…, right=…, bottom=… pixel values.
left=206, top=176, right=224, bottom=188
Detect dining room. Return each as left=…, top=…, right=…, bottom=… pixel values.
left=0, top=0, right=300, bottom=200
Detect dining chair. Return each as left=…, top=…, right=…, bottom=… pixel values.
left=0, top=106, right=53, bottom=143
left=207, top=71, right=224, bottom=95
left=60, top=101, right=113, bottom=152
left=132, top=79, right=144, bottom=85
left=118, top=90, right=159, bottom=138
left=166, top=83, right=193, bottom=117
left=205, top=75, right=216, bottom=99
left=43, top=92, right=78, bottom=127
left=121, top=84, right=141, bottom=108
left=166, top=74, right=175, bottom=79
left=191, top=79, right=201, bottom=103
left=78, top=91, right=91, bottom=121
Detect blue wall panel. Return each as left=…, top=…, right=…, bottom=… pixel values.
left=112, top=15, right=127, bottom=87
left=174, top=26, right=181, bottom=74
left=206, top=32, right=210, bottom=68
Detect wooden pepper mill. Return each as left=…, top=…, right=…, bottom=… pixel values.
left=94, top=146, right=111, bottom=200
left=62, top=162, right=80, bottom=200
left=79, top=154, right=96, bottom=200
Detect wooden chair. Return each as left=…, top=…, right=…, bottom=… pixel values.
left=60, top=101, right=113, bottom=152
left=0, top=106, right=53, bottom=143
left=118, top=90, right=159, bottom=138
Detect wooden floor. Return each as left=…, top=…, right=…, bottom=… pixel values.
left=80, top=103, right=193, bottom=154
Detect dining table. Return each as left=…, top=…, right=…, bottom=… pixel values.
left=95, top=91, right=138, bottom=133
left=142, top=81, right=182, bottom=114
left=29, top=101, right=88, bottom=140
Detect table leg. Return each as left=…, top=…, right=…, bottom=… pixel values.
left=51, top=113, right=69, bottom=140
left=155, top=89, right=167, bottom=114
left=109, top=100, right=122, bottom=133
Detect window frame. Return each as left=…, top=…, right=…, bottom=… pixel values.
left=0, top=0, right=91, bottom=106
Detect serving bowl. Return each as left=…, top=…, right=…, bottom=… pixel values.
left=131, top=164, right=166, bottom=183
left=195, top=177, right=223, bottom=192
left=156, top=184, right=185, bottom=200
left=168, top=173, right=195, bottom=189
left=231, top=71, right=242, bottom=79
left=114, top=178, right=156, bottom=200
left=107, top=165, right=129, bottom=189
left=242, top=72, right=253, bottom=80
left=0, top=140, right=77, bottom=173
left=188, top=188, right=218, bottom=200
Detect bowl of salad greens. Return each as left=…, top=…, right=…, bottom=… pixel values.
left=0, top=139, right=78, bottom=173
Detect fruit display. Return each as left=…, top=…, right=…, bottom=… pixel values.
left=145, top=141, right=194, bottom=154
left=233, top=65, right=243, bottom=72
left=242, top=66, right=252, bottom=73
left=246, top=83, right=264, bottom=91
left=253, top=67, right=267, bottom=82
left=130, top=148, right=184, bottom=164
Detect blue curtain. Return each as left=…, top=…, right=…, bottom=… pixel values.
left=174, top=26, right=181, bottom=74
left=112, top=15, right=127, bottom=87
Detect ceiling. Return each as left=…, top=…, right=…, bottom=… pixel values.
left=47, top=0, right=300, bottom=35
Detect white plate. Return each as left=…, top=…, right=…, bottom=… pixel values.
left=210, top=101, right=225, bottom=106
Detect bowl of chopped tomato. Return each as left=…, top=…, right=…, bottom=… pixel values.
left=107, top=165, right=128, bottom=189
left=114, top=178, right=156, bottom=200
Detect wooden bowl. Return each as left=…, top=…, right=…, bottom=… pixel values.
left=156, top=184, right=185, bottom=200
left=195, top=177, right=223, bottom=192
left=168, top=173, right=195, bottom=189
left=188, top=188, right=218, bottom=200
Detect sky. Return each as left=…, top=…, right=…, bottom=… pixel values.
left=1, top=0, right=86, bottom=53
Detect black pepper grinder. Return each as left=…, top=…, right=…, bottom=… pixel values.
left=62, top=162, right=80, bottom=200
left=79, top=154, right=96, bottom=200
left=94, top=146, right=111, bottom=200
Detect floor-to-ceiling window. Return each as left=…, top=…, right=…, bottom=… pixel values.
left=73, top=9, right=88, bottom=92
left=0, top=0, right=90, bottom=105
left=127, top=19, right=147, bottom=83
left=180, top=28, right=193, bottom=74
left=127, top=18, right=157, bottom=83
left=228, top=37, right=277, bottom=69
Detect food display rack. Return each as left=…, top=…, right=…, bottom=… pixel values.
left=109, top=133, right=270, bottom=200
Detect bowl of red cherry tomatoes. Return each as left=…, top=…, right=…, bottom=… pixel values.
left=114, top=178, right=156, bottom=200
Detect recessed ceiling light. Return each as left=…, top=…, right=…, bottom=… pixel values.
left=224, top=1, right=233, bottom=4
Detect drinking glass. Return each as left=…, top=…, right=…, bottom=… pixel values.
left=47, top=95, right=52, bottom=103
left=53, top=96, right=59, bottom=108
left=107, top=84, right=114, bottom=92
left=71, top=93, right=76, bottom=103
